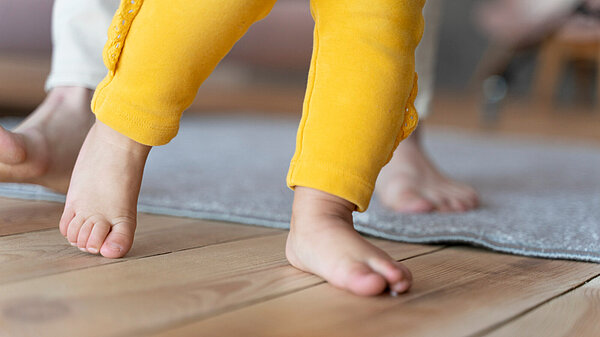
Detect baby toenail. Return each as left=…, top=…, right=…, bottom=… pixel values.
left=69, top=242, right=77, bottom=246
left=87, top=247, right=99, bottom=254
left=79, top=247, right=87, bottom=252
left=108, top=242, right=123, bottom=252
left=392, top=280, right=410, bottom=293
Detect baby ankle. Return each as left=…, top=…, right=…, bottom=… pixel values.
left=293, top=186, right=356, bottom=214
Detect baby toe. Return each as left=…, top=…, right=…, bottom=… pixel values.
left=390, top=262, right=412, bottom=293
left=100, top=221, right=135, bottom=258
left=398, top=192, right=435, bottom=213
left=344, top=263, right=388, bottom=296
left=447, top=196, right=469, bottom=212
left=59, top=208, right=76, bottom=237
left=76, top=220, right=94, bottom=251
left=451, top=185, right=478, bottom=209
left=86, top=220, right=111, bottom=255
left=368, top=258, right=412, bottom=294
left=430, top=194, right=453, bottom=212
left=66, top=215, right=85, bottom=245
left=464, top=189, right=479, bottom=208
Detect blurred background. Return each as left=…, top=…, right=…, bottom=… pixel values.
left=0, top=0, right=598, bottom=142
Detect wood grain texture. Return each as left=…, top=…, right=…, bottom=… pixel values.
left=0, top=212, right=282, bottom=285
left=486, top=275, right=600, bottom=337
left=153, top=247, right=600, bottom=337
left=0, top=197, right=63, bottom=236
left=0, top=233, right=439, bottom=337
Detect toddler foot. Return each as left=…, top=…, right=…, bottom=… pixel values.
left=59, top=120, right=150, bottom=258
left=286, top=187, right=412, bottom=296
left=376, top=127, right=479, bottom=213
left=0, top=87, right=95, bottom=193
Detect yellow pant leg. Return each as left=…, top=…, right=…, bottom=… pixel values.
left=286, top=0, right=425, bottom=212
left=91, top=0, right=277, bottom=146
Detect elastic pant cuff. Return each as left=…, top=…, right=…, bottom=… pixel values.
left=287, top=159, right=374, bottom=212
left=92, top=88, right=179, bottom=146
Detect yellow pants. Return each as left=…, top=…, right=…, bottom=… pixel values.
left=91, top=0, right=425, bottom=212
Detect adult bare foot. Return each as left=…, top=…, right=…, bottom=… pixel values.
left=376, top=126, right=479, bottom=213
left=0, top=87, right=95, bottom=193
left=59, top=121, right=150, bottom=258
left=286, top=186, right=412, bottom=296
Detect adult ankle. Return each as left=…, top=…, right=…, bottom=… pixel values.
left=46, top=86, right=94, bottom=109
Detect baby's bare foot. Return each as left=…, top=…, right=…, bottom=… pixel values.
left=59, top=121, right=150, bottom=258
left=286, top=187, right=412, bottom=296
left=0, top=87, right=95, bottom=193
left=376, top=127, right=479, bottom=213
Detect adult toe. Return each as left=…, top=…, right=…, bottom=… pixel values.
left=0, top=126, right=26, bottom=165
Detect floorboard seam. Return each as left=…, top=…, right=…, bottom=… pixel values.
left=467, top=272, right=600, bottom=337
left=126, top=282, right=322, bottom=337
left=0, top=227, right=56, bottom=238
left=1, top=231, right=285, bottom=286
left=124, top=246, right=449, bottom=337
left=135, top=231, right=285, bottom=260
left=397, top=245, right=448, bottom=262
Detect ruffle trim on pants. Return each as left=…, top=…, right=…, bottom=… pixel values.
left=102, top=0, right=143, bottom=73
left=385, top=72, right=419, bottom=165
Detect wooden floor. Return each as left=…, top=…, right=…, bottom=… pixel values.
left=0, top=195, right=599, bottom=336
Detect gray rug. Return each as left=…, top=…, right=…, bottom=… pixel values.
left=1, top=115, right=599, bottom=262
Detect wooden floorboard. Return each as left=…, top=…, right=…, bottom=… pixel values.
left=0, top=197, right=63, bottom=236
left=0, top=232, right=439, bottom=337
left=485, top=275, right=600, bottom=337
left=0, top=211, right=282, bottom=285
left=151, top=247, right=600, bottom=337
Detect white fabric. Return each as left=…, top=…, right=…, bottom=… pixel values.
left=414, top=0, right=442, bottom=119
left=45, top=0, right=119, bottom=91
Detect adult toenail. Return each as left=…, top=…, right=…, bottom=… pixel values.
left=87, top=247, right=99, bottom=254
